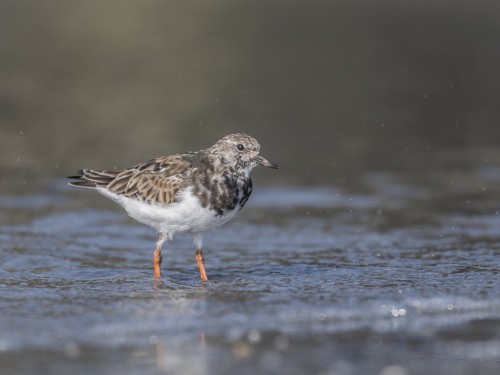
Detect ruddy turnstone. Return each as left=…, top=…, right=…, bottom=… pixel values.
left=68, top=133, right=278, bottom=281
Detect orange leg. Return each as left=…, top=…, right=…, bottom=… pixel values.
left=196, top=249, right=208, bottom=282
left=153, top=233, right=165, bottom=280
left=153, top=246, right=162, bottom=280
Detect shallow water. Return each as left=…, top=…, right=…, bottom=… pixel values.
left=1, top=167, right=499, bottom=375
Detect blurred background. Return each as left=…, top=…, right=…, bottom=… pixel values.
left=2, top=1, right=500, bottom=375
left=2, top=0, right=500, bottom=190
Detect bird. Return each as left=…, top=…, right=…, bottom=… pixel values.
left=67, top=133, right=278, bottom=281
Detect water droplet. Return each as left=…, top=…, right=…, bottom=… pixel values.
left=391, top=308, right=406, bottom=317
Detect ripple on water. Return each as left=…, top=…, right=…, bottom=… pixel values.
left=1, top=181, right=500, bottom=374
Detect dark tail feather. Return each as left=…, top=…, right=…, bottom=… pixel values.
left=68, top=180, right=99, bottom=188
left=67, top=169, right=121, bottom=189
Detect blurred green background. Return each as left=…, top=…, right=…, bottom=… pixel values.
left=1, top=0, right=500, bottom=190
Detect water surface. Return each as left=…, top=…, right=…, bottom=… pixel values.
left=1, top=167, right=499, bottom=375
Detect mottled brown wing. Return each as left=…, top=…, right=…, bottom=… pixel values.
left=68, top=169, right=121, bottom=188
left=69, top=153, right=197, bottom=205
left=106, top=154, right=195, bottom=205
left=131, top=154, right=194, bottom=175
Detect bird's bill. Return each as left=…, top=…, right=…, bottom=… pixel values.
left=254, top=155, right=279, bottom=169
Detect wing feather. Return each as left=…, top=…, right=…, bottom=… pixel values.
left=68, top=153, right=200, bottom=205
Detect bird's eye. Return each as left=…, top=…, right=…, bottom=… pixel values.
left=236, top=144, right=245, bottom=151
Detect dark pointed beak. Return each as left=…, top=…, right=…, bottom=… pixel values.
left=254, top=155, right=279, bottom=169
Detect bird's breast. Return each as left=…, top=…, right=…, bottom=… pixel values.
left=192, top=173, right=253, bottom=216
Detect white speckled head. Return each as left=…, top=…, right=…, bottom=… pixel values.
left=211, top=133, right=278, bottom=171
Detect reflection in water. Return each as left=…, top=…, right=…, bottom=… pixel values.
left=153, top=332, right=207, bottom=375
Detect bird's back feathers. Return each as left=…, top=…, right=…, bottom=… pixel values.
left=67, top=154, right=198, bottom=205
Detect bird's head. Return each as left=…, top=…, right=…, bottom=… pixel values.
left=211, top=133, right=279, bottom=172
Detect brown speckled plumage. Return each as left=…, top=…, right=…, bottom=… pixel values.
left=69, top=134, right=277, bottom=214
left=68, top=133, right=278, bottom=281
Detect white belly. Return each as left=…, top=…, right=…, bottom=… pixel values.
left=97, top=187, right=238, bottom=238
